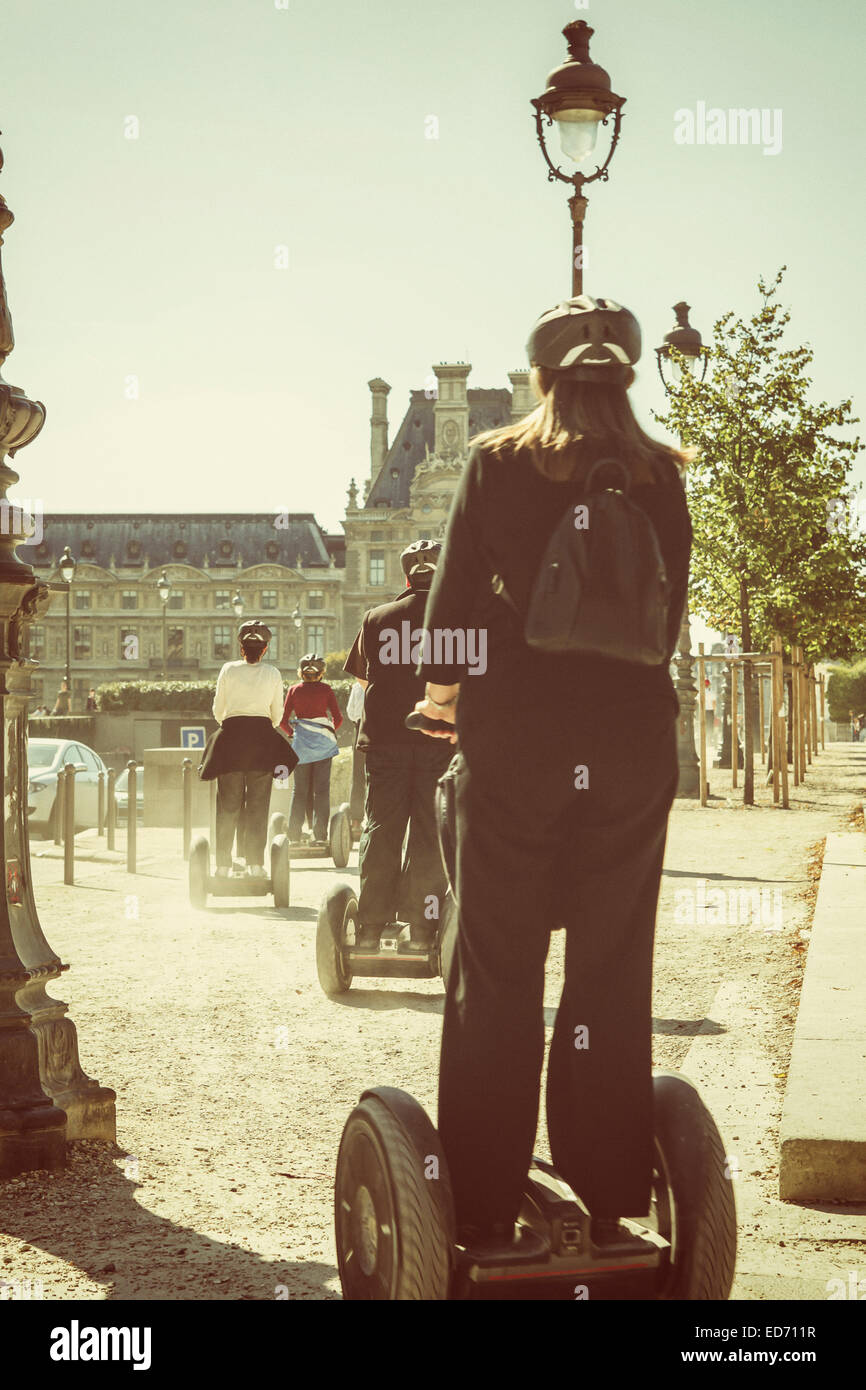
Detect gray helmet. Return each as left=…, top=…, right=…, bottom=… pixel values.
left=526, top=295, right=641, bottom=382
left=401, top=538, right=442, bottom=588
left=238, top=620, right=272, bottom=644
left=299, top=652, right=326, bottom=681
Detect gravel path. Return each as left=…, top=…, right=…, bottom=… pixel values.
left=1, top=743, right=863, bottom=1301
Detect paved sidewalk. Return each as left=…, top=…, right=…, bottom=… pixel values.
left=0, top=743, right=863, bottom=1301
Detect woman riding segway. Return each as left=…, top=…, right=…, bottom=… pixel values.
left=413, top=296, right=694, bottom=1251
left=199, top=620, right=297, bottom=877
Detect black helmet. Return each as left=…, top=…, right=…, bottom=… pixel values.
left=526, top=295, right=641, bottom=382
left=401, top=539, right=442, bottom=589
left=299, top=652, right=325, bottom=681
left=238, top=619, right=272, bottom=645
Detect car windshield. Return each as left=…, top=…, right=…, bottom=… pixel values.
left=28, top=743, right=61, bottom=770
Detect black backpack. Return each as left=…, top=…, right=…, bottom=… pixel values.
left=490, top=457, right=671, bottom=666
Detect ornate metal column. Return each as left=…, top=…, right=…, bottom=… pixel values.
left=0, top=133, right=115, bottom=1178
left=655, top=303, right=708, bottom=798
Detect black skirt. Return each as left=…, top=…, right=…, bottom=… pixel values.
left=198, top=716, right=299, bottom=783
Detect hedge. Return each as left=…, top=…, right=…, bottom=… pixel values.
left=826, top=659, right=866, bottom=723
left=95, top=681, right=216, bottom=713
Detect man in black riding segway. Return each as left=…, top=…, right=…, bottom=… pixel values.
left=344, top=540, right=453, bottom=953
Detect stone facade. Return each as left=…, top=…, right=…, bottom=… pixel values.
left=18, top=365, right=534, bottom=708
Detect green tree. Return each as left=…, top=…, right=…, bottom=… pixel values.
left=657, top=268, right=866, bottom=801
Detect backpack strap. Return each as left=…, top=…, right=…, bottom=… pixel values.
left=490, top=571, right=520, bottom=614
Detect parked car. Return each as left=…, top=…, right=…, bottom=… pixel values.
left=113, top=764, right=144, bottom=824
left=27, top=738, right=109, bottom=838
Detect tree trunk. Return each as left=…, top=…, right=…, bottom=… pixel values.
left=740, top=580, right=754, bottom=805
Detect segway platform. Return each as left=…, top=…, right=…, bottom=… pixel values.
left=188, top=831, right=290, bottom=909
left=315, top=884, right=458, bottom=995
left=334, top=1077, right=737, bottom=1300
left=267, top=803, right=352, bottom=869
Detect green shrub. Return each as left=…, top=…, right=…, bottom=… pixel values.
left=95, top=681, right=216, bottom=713
left=324, top=649, right=350, bottom=680
left=826, top=659, right=866, bottom=722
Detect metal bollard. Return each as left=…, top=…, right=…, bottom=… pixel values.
left=107, top=767, right=117, bottom=851
left=126, top=760, right=137, bottom=875
left=63, top=766, right=76, bottom=886
left=182, top=758, right=192, bottom=861
left=97, top=769, right=105, bottom=836
left=54, top=768, right=65, bottom=846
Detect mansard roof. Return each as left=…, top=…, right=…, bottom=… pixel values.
left=367, top=387, right=512, bottom=510
left=18, top=514, right=345, bottom=572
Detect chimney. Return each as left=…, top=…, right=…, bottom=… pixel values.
left=368, top=378, right=390, bottom=487
left=433, top=362, right=471, bottom=457
left=508, top=369, right=535, bottom=422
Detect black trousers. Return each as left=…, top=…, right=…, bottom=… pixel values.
left=289, top=758, right=332, bottom=840
left=358, top=741, right=452, bottom=941
left=438, top=703, right=678, bottom=1232
left=216, top=770, right=272, bottom=868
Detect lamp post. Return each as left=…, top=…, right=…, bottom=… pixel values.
left=58, top=544, right=76, bottom=691
left=292, top=605, right=302, bottom=659
left=531, top=20, right=626, bottom=293
left=655, top=303, right=709, bottom=799
left=157, top=570, right=171, bottom=678
left=232, top=590, right=243, bottom=619
left=0, top=132, right=114, bottom=1176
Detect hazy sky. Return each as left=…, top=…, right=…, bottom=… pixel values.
left=2, top=0, right=863, bottom=533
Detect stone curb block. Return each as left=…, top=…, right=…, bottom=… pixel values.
left=779, top=833, right=866, bottom=1201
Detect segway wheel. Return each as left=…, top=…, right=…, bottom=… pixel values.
left=437, top=891, right=458, bottom=987
left=336, top=1089, right=455, bottom=1300
left=652, top=1072, right=737, bottom=1300
left=270, top=833, right=290, bottom=909
left=189, top=835, right=210, bottom=910
left=329, top=802, right=352, bottom=870
left=268, top=811, right=288, bottom=848
left=316, top=884, right=355, bottom=995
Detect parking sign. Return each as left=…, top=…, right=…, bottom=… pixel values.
left=181, top=727, right=206, bottom=750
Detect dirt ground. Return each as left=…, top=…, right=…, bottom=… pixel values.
left=1, top=742, right=864, bottom=1301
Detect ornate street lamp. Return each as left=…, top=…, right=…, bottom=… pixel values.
left=531, top=20, right=626, bottom=294
left=0, top=132, right=115, bottom=1176
left=655, top=303, right=709, bottom=799
left=58, top=543, right=76, bottom=690
left=157, top=569, right=171, bottom=678
left=232, top=590, right=243, bottom=619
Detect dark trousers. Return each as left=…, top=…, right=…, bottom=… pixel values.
left=350, top=720, right=366, bottom=823
left=437, top=706, right=678, bottom=1233
left=216, top=770, right=272, bottom=868
left=289, top=758, right=332, bottom=840
left=358, top=741, right=452, bottom=941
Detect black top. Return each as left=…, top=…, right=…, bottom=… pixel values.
left=419, top=440, right=692, bottom=712
left=344, top=588, right=430, bottom=749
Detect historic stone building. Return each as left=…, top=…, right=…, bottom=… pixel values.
left=18, top=515, right=345, bottom=711
left=17, top=363, right=533, bottom=709
left=340, top=363, right=533, bottom=646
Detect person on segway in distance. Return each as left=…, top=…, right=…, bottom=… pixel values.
left=281, top=654, right=343, bottom=845
left=201, top=619, right=296, bottom=877
left=413, top=296, right=692, bottom=1251
left=345, top=540, right=453, bottom=954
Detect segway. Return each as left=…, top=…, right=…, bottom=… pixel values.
left=315, top=883, right=457, bottom=996
left=188, top=829, right=290, bottom=909
left=269, top=802, right=352, bottom=869
left=335, top=1073, right=736, bottom=1300
left=333, top=716, right=736, bottom=1299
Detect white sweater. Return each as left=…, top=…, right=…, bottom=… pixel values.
left=212, top=660, right=284, bottom=726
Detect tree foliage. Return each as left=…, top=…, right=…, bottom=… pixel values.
left=825, top=659, right=866, bottom=722
left=656, top=268, right=866, bottom=662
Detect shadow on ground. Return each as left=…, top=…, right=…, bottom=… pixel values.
left=0, top=1143, right=338, bottom=1302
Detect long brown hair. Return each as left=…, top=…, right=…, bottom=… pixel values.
left=474, top=366, right=689, bottom=484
